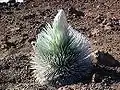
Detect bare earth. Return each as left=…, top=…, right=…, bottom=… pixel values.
left=0, top=0, right=120, bottom=90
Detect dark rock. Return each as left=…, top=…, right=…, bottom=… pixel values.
left=69, top=7, right=85, bottom=17
left=8, top=0, right=16, bottom=7
left=92, top=73, right=102, bottom=83
left=0, top=2, right=8, bottom=7
left=96, top=51, right=120, bottom=67
left=8, top=0, right=16, bottom=3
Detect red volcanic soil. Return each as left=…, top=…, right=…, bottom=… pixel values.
left=0, top=0, right=120, bottom=89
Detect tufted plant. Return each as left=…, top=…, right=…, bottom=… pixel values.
left=31, top=9, right=93, bottom=87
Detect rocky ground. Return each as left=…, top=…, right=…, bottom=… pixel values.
left=0, top=0, right=120, bottom=90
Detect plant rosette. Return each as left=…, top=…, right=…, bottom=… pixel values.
left=31, top=9, right=93, bottom=87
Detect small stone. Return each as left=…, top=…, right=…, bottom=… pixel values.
left=11, top=27, right=20, bottom=31
left=8, top=37, right=17, bottom=44
left=104, top=25, right=111, bottom=30
left=1, top=44, right=6, bottom=49
left=91, top=28, right=99, bottom=36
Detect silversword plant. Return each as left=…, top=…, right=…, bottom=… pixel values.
left=31, top=9, right=93, bottom=86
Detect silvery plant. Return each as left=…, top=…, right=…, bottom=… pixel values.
left=31, top=9, right=93, bottom=86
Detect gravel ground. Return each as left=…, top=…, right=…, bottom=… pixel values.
left=0, top=0, right=120, bottom=89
